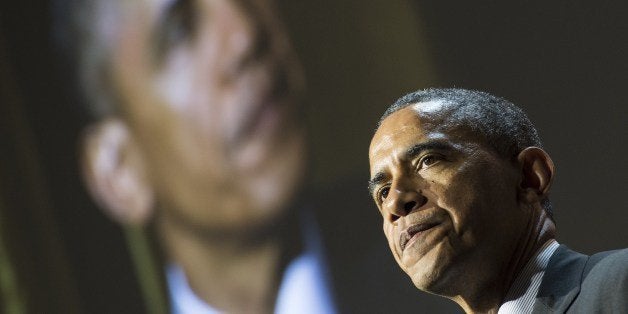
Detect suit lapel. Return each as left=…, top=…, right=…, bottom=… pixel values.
left=532, top=245, right=589, bottom=313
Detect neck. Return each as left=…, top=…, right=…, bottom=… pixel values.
left=453, top=206, right=556, bottom=314
left=156, top=212, right=301, bottom=313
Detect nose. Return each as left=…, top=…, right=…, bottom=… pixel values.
left=224, top=1, right=304, bottom=99
left=383, top=181, right=427, bottom=223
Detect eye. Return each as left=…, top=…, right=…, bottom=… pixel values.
left=154, top=0, right=197, bottom=61
left=418, top=154, right=441, bottom=170
left=377, top=186, right=390, bottom=203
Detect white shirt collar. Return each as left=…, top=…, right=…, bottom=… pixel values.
left=498, top=239, right=560, bottom=314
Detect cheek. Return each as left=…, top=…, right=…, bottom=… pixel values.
left=155, top=50, right=195, bottom=112
left=438, top=163, right=516, bottom=240
left=441, top=185, right=473, bottom=222
left=430, top=169, right=482, bottom=233
left=382, top=222, right=392, bottom=243
left=156, top=50, right=229, bottom=140
left=383, top=222, right=401, bottom=257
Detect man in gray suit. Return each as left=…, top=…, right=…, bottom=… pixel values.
left=367, top=88, right=628, bottom=313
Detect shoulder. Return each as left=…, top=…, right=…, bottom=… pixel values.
left=584, top=248, right=628, bottom=282
left=583, top=248, right=628, bottom=285
left=571, top=248, right=628, bottom=312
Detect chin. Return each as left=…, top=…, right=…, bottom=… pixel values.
left=234, top=178, right=301, bottom=230
left=405, top=244, right=454, bottom=295
left=407, top=263, right=442, bottom=292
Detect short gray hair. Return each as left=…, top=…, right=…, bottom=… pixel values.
left=379, top=88, right=542, bottom=159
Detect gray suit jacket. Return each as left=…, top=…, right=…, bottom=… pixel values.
left=532, top=245, right=628, bottom=313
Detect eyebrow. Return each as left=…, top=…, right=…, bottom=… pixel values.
left=367, top=172, right=387, bottom=196
left=406, top=141, right=453, bottom=160
left=368, top=141, right=454, bottom=196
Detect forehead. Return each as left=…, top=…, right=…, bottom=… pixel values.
left=369, top=102, right=446, bottom=157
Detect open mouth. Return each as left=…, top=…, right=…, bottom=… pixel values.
left=399, top=222, right=440, bottom=252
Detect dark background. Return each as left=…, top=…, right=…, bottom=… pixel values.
left=1, top=1, right=626, bottom=313
left=279, top=0, right=628, bottom=252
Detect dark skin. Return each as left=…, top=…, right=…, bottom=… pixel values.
left=368, top=104, right=556, bottom=313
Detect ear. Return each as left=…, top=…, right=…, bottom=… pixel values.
left=81, top=118, right=154, bottom=225
left=516, top=147, right=555, bottom=205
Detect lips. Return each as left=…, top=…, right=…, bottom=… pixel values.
left=399, top=222, right=439, bottom=252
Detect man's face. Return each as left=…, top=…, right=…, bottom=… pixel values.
left=368, top=104, right=527, bottom=295
left=107, top=0, right=305, bottom=231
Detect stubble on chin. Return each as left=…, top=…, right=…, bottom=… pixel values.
left=403, top=241, right=459, bottom=296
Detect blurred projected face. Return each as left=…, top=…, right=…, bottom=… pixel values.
left=368, top=105, right=524, bottom=294
left=108, top=0, right=306, bottom=231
